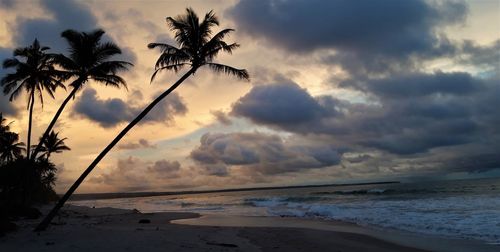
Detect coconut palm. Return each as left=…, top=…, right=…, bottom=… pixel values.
left=0, top=113, right=10, bottom=134
left=36, top=131, right=70, bottom=160
left=0, top=131, right=25, bottom=163
left=35, top=8, right=249, bottom=231
left=1, top=39, right=66, bottom=159
left=31, top=29, right=132, bottom=160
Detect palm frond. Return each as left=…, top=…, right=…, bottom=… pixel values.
left=207, top=63, right=249, bottom=80
left=92, top=74, right=128, bottom=90
left=150, top=63, right=188, bottom=83
left=2, top=58, right=20, bottom=68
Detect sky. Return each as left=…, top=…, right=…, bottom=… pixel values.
left=0, top=0, right=499, bottom=193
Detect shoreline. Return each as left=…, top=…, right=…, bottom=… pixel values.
left=174, top=214, right=498, bottom=252
left=0, top=205, right=497, bottom=251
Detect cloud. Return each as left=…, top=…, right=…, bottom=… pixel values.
left=118, top=138, right=157, bottom=150
left=147, top=160, right=181, bottom=179
left=231, top=82, right=335, bottom=125
left=210, top=110, right=232, bottom=125
left=13, top=0, right=97, bottom=51
left=227, top=0, right=466, bottom=74
left=72, top=88, right=187, bottom=128
left=458, top=39, right=500, bottom=78
left=0, top=47, right=19, bottom=116
left=88, top=156, right=184, bottom=192
left=9, top=0, right=136, bottom=63
left=0, top=0, right=15, bottom=9
left=230, top=76, right=499, bottom=165
left=341, top=71, right=483, bottom=99
left=190, top=132, right=341, bottom=176
left=0, top=93, right=17, bottom=116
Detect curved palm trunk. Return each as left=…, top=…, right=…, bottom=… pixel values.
left=31, top=86, right=80, bottom=161
left=26, top=92, right=35, bottom=159
left=34, top=67, right=196, bottom=231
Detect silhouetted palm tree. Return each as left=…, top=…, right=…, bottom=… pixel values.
left=0, top=130, right=25, bottom=163
left=1, top=39, right=66, bottom=159
left=36, top=131, right=70, bottom=160
left=0, top=114, right=24, bottom=163
left=31, top=29, right=132, bottom=160
left=35, top=8, right=249, bottom=231
left=0, top=113, right=10, bottom=134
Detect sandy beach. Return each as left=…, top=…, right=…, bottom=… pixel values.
left=0, top=205, right=431, bottom=252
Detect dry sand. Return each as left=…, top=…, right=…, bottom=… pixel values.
left=0, top=205, right=491, bottom=251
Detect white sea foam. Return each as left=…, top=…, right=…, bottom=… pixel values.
left=246, top=195, right=500, bottom=244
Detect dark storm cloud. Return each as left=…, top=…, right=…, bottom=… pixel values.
left=458, top=39, right=500, bottom=78
left=231, top=75, right=499, bottom=159
left=228, top=0, right=466, bottom=74
left=190, top=132, right=341, bottom=176
left=72, top=88, right=187, bottom=128
left=341, top=71, right=483, bottom=99
left=11, top=0, right=136, bottom=63
left=231, top=82, right=337, bottom=125
left=13, top=0, right=97, bottom=51
left=0, top=0, right=15, bottom=9
left=0, top=47, right=19, bottom=116
left=0, top=93, right=18, bottom=116
left=443, top=153, right=500, bottom=173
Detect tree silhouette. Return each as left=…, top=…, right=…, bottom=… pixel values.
left=31, top=29, right=132, bottom=160
left=36, top=131, right=70, bottom=160
left=0, top=115, right=25, bottom=162
left=35, top=8, right=249, bottom=231
left=1, top=39, right=66, bottom=159
left=0, top=113, right=11, bottom=136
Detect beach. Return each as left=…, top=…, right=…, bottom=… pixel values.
left=0, top=205, right=428, bottom=252
left=1, top=205, right=497, bottom=252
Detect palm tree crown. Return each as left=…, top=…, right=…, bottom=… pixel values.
left=1, top=39, right=66, bottom=107
left=37, top=131, right=70, bottom=159
left=148, top=8, right=249, bottom=82
left=0, top=132, right=25, bottom=163
left=55, top=29, right=132, bottom=91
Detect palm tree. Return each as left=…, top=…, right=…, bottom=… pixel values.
left=0, top=113, right=10, bottom=134
left=35, top=8, right=249, bottom=231
left=30, top=29, right=132, bottom=160
left=1, top=39, right=66, bottom=159
left=0, top=131, right=25, bottom=163
left=36, top=131, right=70, bottom=160
left=0, top=113, right=25, bottom=163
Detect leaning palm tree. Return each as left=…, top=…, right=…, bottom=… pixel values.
left=35, top=8, right=249, bottom=231
left=30, top=29, right=132, bottom=160
left=36, top=131, right=70, bottom=160
left=1, top=39, right=66, bottom=159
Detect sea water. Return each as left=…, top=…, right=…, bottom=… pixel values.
left=70, top=177, right=500, bottom=244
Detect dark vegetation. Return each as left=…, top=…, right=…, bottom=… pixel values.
left=1, top=114, right=63, bottom=235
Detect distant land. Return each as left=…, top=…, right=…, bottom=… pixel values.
left=69, top=181, right=400, bottom=201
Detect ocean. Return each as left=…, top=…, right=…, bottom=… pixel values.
left=70, top=177, right=500, bottom=244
